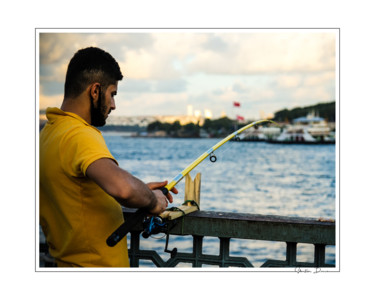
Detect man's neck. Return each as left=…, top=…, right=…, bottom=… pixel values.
left=61, top=96, right=91, bottom=125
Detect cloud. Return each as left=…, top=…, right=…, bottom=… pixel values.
left=202, top=34, right=229, bottom=52
left=40, top=81, right=64, bottom=96
left=276, top=75, right=302, bottom=88
left=40, top=33, right=155, bottom=62
left=154, top=79, right=187, bottom=93
left=122, top=79, right=152, bottom=93
left=39, top=93, right=63, bottom=109
left=122, top=78, right=187, bottom=94
left=232, top=82, right=253, bottom=94
left=115, top=92, right=189, bottom=116
left=304, top=71, right=335, bottom=86
left=187, top=32, right=336, bottom=75
left=38, top=30, right=337, bottom=118
left=39, top=33, right=78, bottom=64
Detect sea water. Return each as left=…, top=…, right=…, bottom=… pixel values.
left=103, top=134, right=337, bottom=267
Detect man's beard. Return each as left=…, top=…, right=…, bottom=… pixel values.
left=90, top=87, right=110, bottom=127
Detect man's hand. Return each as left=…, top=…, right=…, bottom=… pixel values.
left=146, top=181, right=178, bottom=215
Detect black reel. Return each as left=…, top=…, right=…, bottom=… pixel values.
left=141, top=216, right=178, bottom=257
left=142, top=216, right=167, bottom=238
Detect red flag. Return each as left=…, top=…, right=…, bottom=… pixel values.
left=236, top=115, right=244, bottom=121
left=233, top=101, right=241, bottom=107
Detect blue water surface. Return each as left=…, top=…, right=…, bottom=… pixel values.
left=103, top=134, right=337, bottom=267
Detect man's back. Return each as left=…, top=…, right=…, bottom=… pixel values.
left=40, top=107, right=129, bottom=267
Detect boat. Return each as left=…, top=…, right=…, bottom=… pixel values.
left=230, top=111, right=335, bottom=144
left=267, top=113, right=335, bottom=144
left=267, top=126, right=334, bottom=144
left=231, top=126, right=281, bottom=142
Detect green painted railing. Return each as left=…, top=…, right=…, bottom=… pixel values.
left=125, top=208, right=335, bottom=268
left=39, top=209, right=335, bottom=268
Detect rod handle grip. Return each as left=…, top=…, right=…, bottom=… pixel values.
left=106, top=208, right=146, bottom=247
left=159, top=186, right=169, bottom=195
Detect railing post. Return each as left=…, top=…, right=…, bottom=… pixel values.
left=286, top=242, right=297, bottom=266
left=129, top=231, right=141, bottom=267
left=314, top=244, right=326, bottom=267
left=192, top=235, right=203, bottom=267
left=219, top=237, right=231, bottom=267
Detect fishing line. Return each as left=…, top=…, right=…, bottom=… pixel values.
left=150, top=234, right=166, bottom=240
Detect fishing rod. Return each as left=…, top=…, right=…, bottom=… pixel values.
left=106, top=119, right=278, bottom=247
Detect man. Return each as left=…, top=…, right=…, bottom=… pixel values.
left=40, top=47, right=177, bottom=267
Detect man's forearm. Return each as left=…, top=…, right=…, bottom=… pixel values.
left=86, top=158, right=157, bottom=209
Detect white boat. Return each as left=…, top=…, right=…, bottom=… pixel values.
left=233, top=126, right=281, bottom=142
left=268, top=113, right=335, bottom=144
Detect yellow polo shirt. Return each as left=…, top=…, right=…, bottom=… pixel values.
left=40, top=107, right=129, bottom=267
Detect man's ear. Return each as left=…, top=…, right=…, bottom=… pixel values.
left=89, top=83, right=101, bottom=104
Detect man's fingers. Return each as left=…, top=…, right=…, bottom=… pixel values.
left=147, top=180, right=168, bottom=190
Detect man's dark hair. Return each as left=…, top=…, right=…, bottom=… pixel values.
left=64, top=47, right=123, bottom=98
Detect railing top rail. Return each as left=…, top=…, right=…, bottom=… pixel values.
left=122, top=208, right=336, bottom=245
left=187, top=210, right=335, bottom=226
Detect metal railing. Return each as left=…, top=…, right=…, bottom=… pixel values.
left=125, top=209, right=335, bottom=268
left=39, top=209, right=335, bottom=268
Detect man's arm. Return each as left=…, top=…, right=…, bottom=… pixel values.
left=86, top=158, right=171, bottom=215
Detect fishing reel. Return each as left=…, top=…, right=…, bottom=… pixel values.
left=141, top=216, right=178, bottom=257
left=142, top=216, right=167, bottom=238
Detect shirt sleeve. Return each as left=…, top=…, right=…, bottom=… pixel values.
left=60, top=126, right=118, bottom=178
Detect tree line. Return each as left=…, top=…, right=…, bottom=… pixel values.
left=147, top=101, right=336, bottom=137
left=273, top=101, right=335, bottom=123
left=147, top=117, right=236, bottom=137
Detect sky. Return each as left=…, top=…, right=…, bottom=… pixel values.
left=38, top=29, right=337, bottom=120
